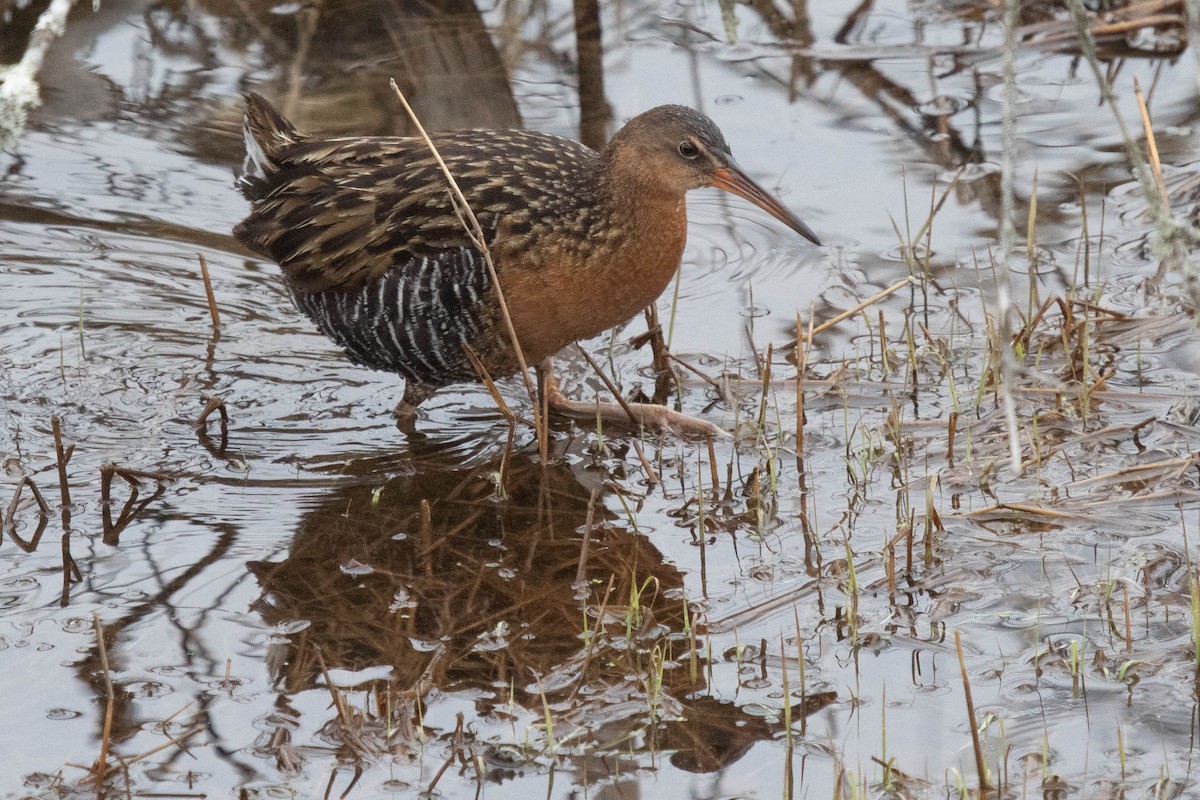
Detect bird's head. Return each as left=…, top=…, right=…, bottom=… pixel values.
left=605, top=105, right=821, bottom=246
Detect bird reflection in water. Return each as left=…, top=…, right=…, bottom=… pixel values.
left=247, top=447, right=832, bottom=780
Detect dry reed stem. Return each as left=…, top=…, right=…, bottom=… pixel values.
left=706, top=436, right=720, bottom=500
left=794, top=314, right=805, bottom=451
left=1132, top=77, right=1171, bottom=211
left=665, top=352, right=722, bottom=389
left=1123, top=583, right=1133, bottom=652
left=573, top=344, right=642, bottom=427
left=198, top=254, right=221, bottom=331
left=92, top=613, right=115, bottom=786
left=640, top=303, right=679, bottom=395
left=1033, top=15, right=1186, bottom=47
left=101, top=464, right=175, bottom=486
left=631, top=439, right=659, bottom=486
left=51, top=416, right=71, bottom=512
left=994, top=0, right=1024, bottom=476
left=98, top=463, right=171, bottom=545
left=704, top=575, right=824, bottom=634
left=911, top=166, right=964, bottom=247
left=955, top=629, right=990, bottom=795
left=120, top=724, right=203, bottom=767
left=553, top=345, right=723, bottom=438
left=802, top=276, right=915, bottom=340
left=1082, top=488, right=1200, bottom=508
left=1020, top=0, right=1184, bottom=37
left=756, top=343, right=773, bottom=432
left=463, top=343, right=534, bottom=428
left=1066, top=0, right=1186, bottom=233
left=420, top=499, right=433, bottom=577
left=574, top=488, right=598, bottom=589
left=388, top=80, right=547, bottom=457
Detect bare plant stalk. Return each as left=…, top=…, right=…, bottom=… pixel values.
left=51, top=416, right=71, bottom=512
left=955, top=629, right=990, bottom=794
left=574, top=344, right=641, bottom=426
left=794, top=315, right=804, bottom=449
left=4, top=475, right=49, bottom=531
left=1132, top=77, right=1170, bottom=211
left=1067, top=0, right=1163, bottom=215
left=420, top=498, right=433, bottom=578
left=388, top=80, right=547, bottom=456
left=463, top=343, right=532, bottom=428
left=92, top=613, right=115, bottom=785
left=198, top=254, right=221, bottom=331
left=574, top=488, right=598, bottom=588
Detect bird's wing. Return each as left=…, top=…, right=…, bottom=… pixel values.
left=290, top=245, right=496, bottom=386
left=235, top=131, right=596, bottom=295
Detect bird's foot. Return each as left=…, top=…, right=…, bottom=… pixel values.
left=393, top=382, right=436, bottom=434
left=544, top=387, right=726, bottom=439
left=392, top=403, right=419, bottom=435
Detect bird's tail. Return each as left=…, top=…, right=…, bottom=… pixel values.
left=238, top=92, right=302, bottom=198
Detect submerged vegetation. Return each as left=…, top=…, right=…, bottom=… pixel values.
left=1, top=0, right=1199, bottom=797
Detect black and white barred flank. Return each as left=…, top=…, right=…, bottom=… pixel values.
left=290, top=247, right=493, bottom=386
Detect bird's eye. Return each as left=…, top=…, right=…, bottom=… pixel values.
left=677, top=140, right=700, bottom=159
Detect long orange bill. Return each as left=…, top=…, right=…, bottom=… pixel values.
left=711, top=161, right=821, bottom=246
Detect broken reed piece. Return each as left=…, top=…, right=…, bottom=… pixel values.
left=198, top=253, right=221, bottom=331
left=99, top=463, right=175, bottom=544
left=99, top=462, right=175, bottom=499
left=50, top=415, right=72, bottom=514
left=4, top=474, right=50, bottom=533
left=196, top=395, right=229, bottom=429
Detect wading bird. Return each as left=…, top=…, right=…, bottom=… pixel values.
left=235, top=93, right=820, bottom=435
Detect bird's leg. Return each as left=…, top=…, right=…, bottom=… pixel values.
left=537, top=360, right=726, bottom=439
left=641, top=305, right=679, bottom=404
left=393, top=382, right=436, bottom=433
